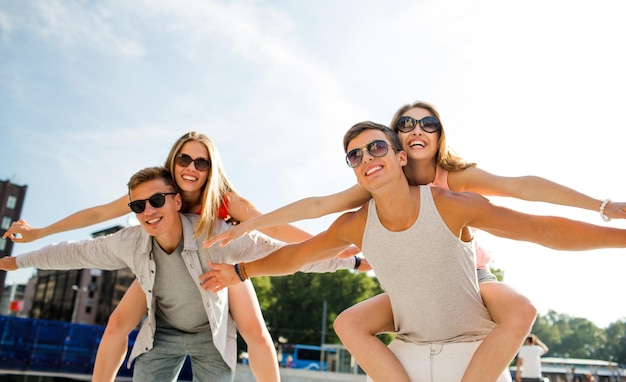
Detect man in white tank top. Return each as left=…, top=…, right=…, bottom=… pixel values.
left=203, top=121, right=626, bottom=381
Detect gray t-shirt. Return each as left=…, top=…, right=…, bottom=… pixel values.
left=152, top=237, right=210, bottom=333
left=362, top=186, right=496, bottom=344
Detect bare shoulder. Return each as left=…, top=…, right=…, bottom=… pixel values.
left=430, top=186, right=493, bottom=229
left=228, top=191, right=252, bottom=208
left=227, top=191, right=262, bottom=221
left=447, top=166, right=497, bottom=193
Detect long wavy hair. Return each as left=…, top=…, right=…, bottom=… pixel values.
left=390, top=100, right=475, bottom=172
left=164, top=131, right=235, bottom=238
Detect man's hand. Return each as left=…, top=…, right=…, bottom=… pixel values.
left=0, top=256, right=18, bottom=271
left=2, top=219, right=41, bottom=243
left=200, top=261, right=243, bottom=293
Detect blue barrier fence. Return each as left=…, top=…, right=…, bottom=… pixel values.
left=0, top=315, right=191, bottom=380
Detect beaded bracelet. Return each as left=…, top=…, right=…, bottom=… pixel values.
left=239, top=262, right=249, bottom=280
left=234, top=262, right=248, bottom=281
left=600, top=198, right=611, bottom=222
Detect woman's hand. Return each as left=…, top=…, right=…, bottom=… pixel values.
left=604, top=201, right=626, bottom=220
left=2, top=219, right=42, bottom=243
left=203, top=220, right=254, bottom=248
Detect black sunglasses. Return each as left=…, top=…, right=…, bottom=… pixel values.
left=128, top=192, right=177, bottom=213
left=395, top=116, right=441, bottom=134
left=345, top=140, right=391, bottom=168
left=175, top=153, right=211, bottom=171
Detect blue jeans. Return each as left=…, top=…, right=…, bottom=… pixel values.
left=133, top=325, right=233, bottom=382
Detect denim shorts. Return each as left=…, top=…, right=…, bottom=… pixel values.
left=132, top=325, right=233, bottom=382
left=477, top=267, right=498, bottom=283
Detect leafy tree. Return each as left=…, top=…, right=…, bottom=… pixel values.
left=530, top=311, right=626, bottom=363
left=490, top=266, right=504, bottom=282
left=600, top=319, right=626, bottom=364
left=251, top=270, right=384, bottom=347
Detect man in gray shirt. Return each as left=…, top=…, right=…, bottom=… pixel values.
left=0, top=166, right=358, bottom=381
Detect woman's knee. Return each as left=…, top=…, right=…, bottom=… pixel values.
left=334, top=308, right=360, bottom=339
left=103, top=310, right=136, bottom=338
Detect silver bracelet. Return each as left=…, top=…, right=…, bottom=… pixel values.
left=600, top=198, right=611, bottom=222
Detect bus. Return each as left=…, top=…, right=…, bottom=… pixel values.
left=278, top=343, right=338, bottom=371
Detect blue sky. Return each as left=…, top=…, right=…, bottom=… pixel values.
left=1, top=0, right=625, bottom=328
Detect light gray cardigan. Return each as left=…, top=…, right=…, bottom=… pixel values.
left=17, top=213, right=356, bottom=370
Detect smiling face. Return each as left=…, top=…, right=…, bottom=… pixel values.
left=345, top=129, right=406, bottom=193
left=396, top=107, right=441, bottom=163
left=130, top=178, right=182, bottom=249
left=174, top=141, right=210, bottom=194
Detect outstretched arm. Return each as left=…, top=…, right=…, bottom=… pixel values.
left=451, top=167, right=626, bottom=221
left=443, top=189, right=626, bottom=250
left=205, top=184, right=371, bottom=247
left=226, top=192, right=311, bottom=244
left=0, top=256, right=17, bottom=271
left=2, top=195, right=131, bottom=243
left=535, top=336, right=549, bottom=353
left=201, top=211, right=362, bottom=292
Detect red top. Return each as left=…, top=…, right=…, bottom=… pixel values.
left=198, top=195, right=230, bottom=219
left=218, top=196, right=229, bottom=219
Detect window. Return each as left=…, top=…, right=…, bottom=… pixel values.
left=6, top=195, right=17, bottom=209
left=1, top=216, right=12, bottom=230
left=0, top=238, right=6, bottom=251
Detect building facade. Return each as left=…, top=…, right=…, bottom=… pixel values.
left=0, top=179, right=28, bottom=299
left=26, top=225, right=135, bottom=325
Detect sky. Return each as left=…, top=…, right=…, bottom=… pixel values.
left=1, top=0, right=625, bottom=329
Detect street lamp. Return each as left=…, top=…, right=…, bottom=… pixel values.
left=71, top=285, right=88, bottom=323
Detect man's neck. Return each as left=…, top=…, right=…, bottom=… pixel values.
left=153, top=223, right=184, bottom=254
left=370, top=177, right=420, bottom=232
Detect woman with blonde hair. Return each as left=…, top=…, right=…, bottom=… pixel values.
left=3, top=131, right=333, bottom=382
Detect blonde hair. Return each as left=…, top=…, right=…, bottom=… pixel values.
left=164, top=132, right=235, bottom=238
left=390, top=101, right=476, bottom=172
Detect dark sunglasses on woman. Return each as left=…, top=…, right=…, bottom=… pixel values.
left=175, top=153, right=211, bottom=171
left=395, top=116, right=441, bottom=134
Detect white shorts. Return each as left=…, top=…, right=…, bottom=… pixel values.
left=366, top=339, right=512, bottom=382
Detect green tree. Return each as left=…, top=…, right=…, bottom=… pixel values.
left=490, top=266, right=504, bottom=282
left=532, top=311, right=606, bottom=359
left=599, top=319, right=626, bottom=364
left=252, top=270, right=384, bottom=346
